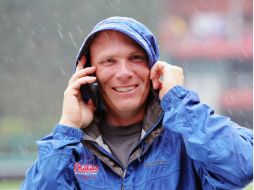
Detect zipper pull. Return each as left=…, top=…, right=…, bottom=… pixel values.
left=121, top=170, right=126, bottom=190
left=122, top=169, right=126, bottom=179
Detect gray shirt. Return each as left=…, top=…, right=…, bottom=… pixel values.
left=100, top=120, right=143, bottom=169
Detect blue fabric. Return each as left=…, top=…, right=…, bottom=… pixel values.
left=21, top=86, right=253, bottom=190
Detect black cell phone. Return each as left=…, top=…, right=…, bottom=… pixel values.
left=80, top=81, right=99, bottom=108
left=78, top=55, right=100, bottom=108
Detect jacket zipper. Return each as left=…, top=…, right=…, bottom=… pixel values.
left=93, top=143, right=123, bottom=167
left=83, top=112, right=164, bottom=185
left=140, top=112, right=163, bottom=141
left=88, top=112, right=163, bottom=168
left=121, top=114, right=163, bottom=190
left=121, top=170, right=126, bottom=190
left=128, top=113, right=164, bottom=163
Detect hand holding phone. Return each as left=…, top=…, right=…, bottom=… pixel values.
left=59, top=57, right=97, bottom=128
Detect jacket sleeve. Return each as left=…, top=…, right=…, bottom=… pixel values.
left=161, top=85, right=253, bottom=189
left=20, top=124, right=84, bottom=190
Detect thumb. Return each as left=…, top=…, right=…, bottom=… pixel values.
left=150, top=61, right=167, bottom=90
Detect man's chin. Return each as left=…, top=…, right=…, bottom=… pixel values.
left=113, top=101, right=144, bottom=113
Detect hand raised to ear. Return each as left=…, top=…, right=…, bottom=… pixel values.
left=150, top=61, right=184, bottom=100
left=59, top=56, right=97, bottom=128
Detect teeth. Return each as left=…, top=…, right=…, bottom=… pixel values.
left=114, top=85, right=136, bottom=92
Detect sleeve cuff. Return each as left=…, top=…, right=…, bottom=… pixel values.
left=53, top=124, right=84, bottom=140
left=161, top=85, right=188, bottom=110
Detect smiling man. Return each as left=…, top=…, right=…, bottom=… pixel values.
left=21, top=17, right=253, bottom=190
left=89, top=30, right=151, bottom=126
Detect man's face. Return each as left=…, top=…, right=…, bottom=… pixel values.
left=90, top=30, right=150, bottom=116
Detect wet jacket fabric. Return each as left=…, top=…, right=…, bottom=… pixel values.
left=21, top=85, right=253, bottom=190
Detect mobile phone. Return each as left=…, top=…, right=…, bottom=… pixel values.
left=80, top=81, right=99, bottom=108
left=77, top=54, right=100, bottom=108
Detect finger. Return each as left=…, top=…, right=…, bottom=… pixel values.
left=150, top=61, right=165, bottom=80
left=76, top=55, right=86, bottom=72
left=150, top=63, right=159, bottom=80
left=69, top=66, right=96, bottom=84
left=70, top=76, right=97, bottom=90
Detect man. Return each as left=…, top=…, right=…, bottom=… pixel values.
left=21, top=16, right=253, bottom=189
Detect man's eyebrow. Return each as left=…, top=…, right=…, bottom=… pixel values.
left=129, top=50, right=148, bottom=58
left=129, top=51, right=146, bottom=55
left=95, top=54, right=117, bottom=62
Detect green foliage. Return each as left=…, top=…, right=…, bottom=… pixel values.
left=0, top=114, right=57, bottom=156
left=246, top=183, right=253, bottom=190
left=0, top=116, right=27, bottom=135
left=0, top=180, right=22, bottom=190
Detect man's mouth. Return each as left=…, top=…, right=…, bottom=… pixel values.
left=113, top=85, right=137, bottom=93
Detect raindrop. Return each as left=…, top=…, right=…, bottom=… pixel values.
left=237, top=108, right=244, bottom=116
left=56, top=60, right=66, bottom=76
left=57, top=28, right=64, bottom=39
left=69, top=32, right=78, bottom=48
left=76, top=25, right=83, bottom=34
left=30, top=29, right=36, bottom=37
left=57, top=22, right=63, bottom=30
left=68, top=32, right=74, bottom=41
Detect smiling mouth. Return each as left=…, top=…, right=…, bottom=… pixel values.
left=113, top=85, right=137, bottom=93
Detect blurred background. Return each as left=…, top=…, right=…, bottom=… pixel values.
left=0, top=0, right=252, bottom=189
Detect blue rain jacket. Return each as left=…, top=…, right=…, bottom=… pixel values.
left=21, top=86, right=253, bottom=190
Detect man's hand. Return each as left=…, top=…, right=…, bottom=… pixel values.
left=150, top=61, right=184, bottom=100
left=59, top=56, right=97, bottom=128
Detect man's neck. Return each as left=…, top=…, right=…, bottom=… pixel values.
left=105, top=108, right=145, bottom=127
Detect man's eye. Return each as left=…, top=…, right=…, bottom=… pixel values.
left=130, top=55, right=146, bottom=62
left=106, top=58, right=115, bottom=62
left=101, top=58, right=115, bottom=65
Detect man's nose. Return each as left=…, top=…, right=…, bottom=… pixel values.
left=115, top=60, right=133, bottom=80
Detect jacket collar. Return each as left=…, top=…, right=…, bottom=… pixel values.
left=82, top=90, right=162, bottom=141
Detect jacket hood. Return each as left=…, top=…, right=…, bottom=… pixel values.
left=76, top=16, right=160, bottom=68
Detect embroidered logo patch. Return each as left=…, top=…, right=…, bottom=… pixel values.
left=74, top=162, right=99, bottom=175
left=143, top=160, right=167, bottom=167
